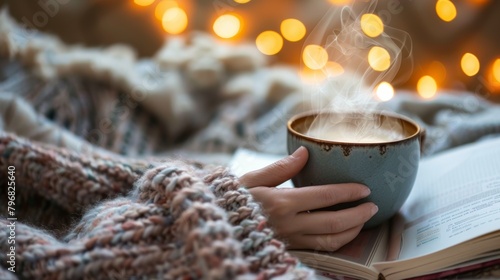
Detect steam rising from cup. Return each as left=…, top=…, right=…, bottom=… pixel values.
left=301, top=1, right=413, bottom=143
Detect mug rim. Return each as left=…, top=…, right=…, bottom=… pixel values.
left=287, top=110, right=421, bottom=146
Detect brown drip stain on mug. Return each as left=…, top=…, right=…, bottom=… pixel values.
left=379, top=145, right=387, bottom=155
left=341, top=145, right=352, bottom=157
left=321, top=144, right=333, bottom=152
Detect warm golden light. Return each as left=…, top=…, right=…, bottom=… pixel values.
left=493, top=59, right=500, bottom=83
left=361, top=14, right=384, bottom=38
left=213, top=14, right=241, bottom=39
left=155, top=1, right=178, bottom=20
left=436, top=0, right=457, bottom=22
left=467, top=0, right=489, bottom=5
left=487, top=59, right=500, bottom=94
left=368, top=46, right=391, bottom=72
left=300, top=68, right=327, bottom=85
left=461, top=52, right=480, bottom=77
left=325, top=61, right=344, bottom=77
left=162, top=7, right=188, bottom=35
left=417, top=76, right=437, bottom=99
left=134, top=0, right=155, bottom=6
left=303, top=45, right=329, bottom=70
left=328, top=0, right=353, bottom=5
left=256, top=31, right=283, bottom=56
left=428, top=61, right=447, bottom=83
left=280, top=18, right=306, bottom=42
left=300, top=61, right=344, bottom=84
left=234, top=0, right=251, bottom=3
left=375, top=82, right=394, bottom=101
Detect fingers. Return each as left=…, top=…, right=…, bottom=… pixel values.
left=239, top=146, right=308, bottom=188
left=286, top=225, right=364, bottom=251
left=286, top=183, right=371, bottom=213
left=291, top=202, right=378, bottom=235
left=250, top=185, right=378, bottom=251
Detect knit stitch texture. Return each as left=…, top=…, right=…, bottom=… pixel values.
left=0, top=133, right=314, bottom=279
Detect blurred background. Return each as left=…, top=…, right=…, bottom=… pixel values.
left=2, top=0, right=500, bottom=102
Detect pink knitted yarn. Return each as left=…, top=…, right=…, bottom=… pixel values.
left=0, top=133, right=314, bottom=279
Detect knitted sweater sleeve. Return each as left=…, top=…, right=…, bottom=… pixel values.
left=0, top=133, right=314, bottom=279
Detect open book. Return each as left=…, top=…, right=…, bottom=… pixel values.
left=230, top=136, right=500, bottom=280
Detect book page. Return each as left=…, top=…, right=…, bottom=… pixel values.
left=290, top=224, right=387, bottom=279
left=294, top=224, right=388, bottom=266
left=395, top=137, right=500, bottom=260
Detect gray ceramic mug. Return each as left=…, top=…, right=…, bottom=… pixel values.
left=287, top=111, right=423, bottom=228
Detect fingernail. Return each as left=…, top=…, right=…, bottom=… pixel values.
left=291, top=146, right=306, bottom=158
left=371, top=205, right=379, bottom=215
left=361, top=187, right=371, bottom=197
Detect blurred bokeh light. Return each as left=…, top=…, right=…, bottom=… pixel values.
left=417, top=75, right=438, bottom=99
left=280, top=19, right=306, bottom=42
left=256, top=31, right=283, bottom=55
left=368, top=46, right=391, bottom=72
left=213, top=14, right=241, bottom=39
left=436, top=0, right=457, bottom=22
left=361, top=14, right=384, bottom=38
left=461, top=53, right=480, bottom=77
left=375, top=82, right=394, bottom=101
left=162, top=7, right=188, bottom=35
left=155, top=1, right=178, bottom=20
left=303, top=45, right=328, bottom=70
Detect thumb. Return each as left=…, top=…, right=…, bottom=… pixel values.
left=239, top=146, right=308, bottom=188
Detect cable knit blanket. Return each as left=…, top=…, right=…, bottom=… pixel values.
left=1, top=10, right=500, bottom=279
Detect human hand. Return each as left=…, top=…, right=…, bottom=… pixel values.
left=239, top=146, right=379, bottom=251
